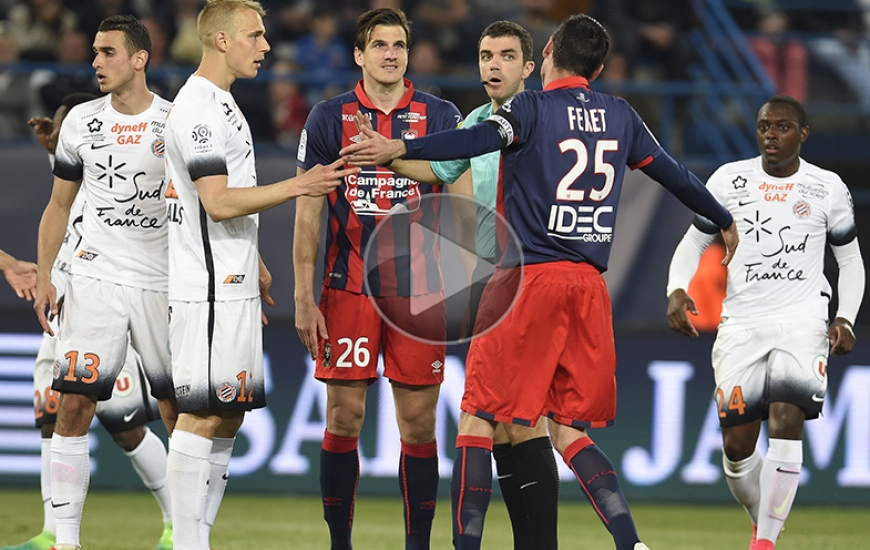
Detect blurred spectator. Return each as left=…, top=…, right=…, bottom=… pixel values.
left=38, top=30, right=100, bottom=115
left=294, top=5, right=351, bottom=104
left=515, top=0, right=558, bottom=70
left=791, top=0, right=870, bottom=117
left=412, top=0, right=480, bottom=66
left=7, top=0, right=77, bottom=61
left=269, top=60, right=309, bottom=149
left=408, top=38, right=446, bottom=95
left=161, top=0, right=204, bottom=67
left=598, top=0, right=696, bottom=80
left=75, top=0, right=138, bottom=41
left=728, top=4, right=807, bottom=103
left=0, top=31, right=33, bottom=137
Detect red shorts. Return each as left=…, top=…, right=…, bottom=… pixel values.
left=463, top=261, right=616, bottom=428
left=315, top=286, right=445, bottom=386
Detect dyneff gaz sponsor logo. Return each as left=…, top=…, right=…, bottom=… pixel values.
left=345, top=169, right=421, bottom=216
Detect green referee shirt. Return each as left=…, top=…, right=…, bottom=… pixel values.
left=430, top=103, right=499, bottom=259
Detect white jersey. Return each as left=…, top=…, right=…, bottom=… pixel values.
left=703, top=156, right=856, bottom=324
left=53, top=94, right=170, bottom=292
left=50, top=192, right=85, bottom=301
left=165, top=75, right=259, bottom=302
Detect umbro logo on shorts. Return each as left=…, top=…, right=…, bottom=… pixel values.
left=431, top=360, right=443, bottom=374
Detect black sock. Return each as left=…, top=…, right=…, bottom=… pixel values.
left=514, top=437, right=560, bottom=550
left=493, top=442, right=531, bottom=550
left=321, top=431, right=359, bottom=550
left=451, top=436, right=493, bottom=550
left=399, top=440, right=439, bottom=550
left=566, top=439, right=639, bottom=550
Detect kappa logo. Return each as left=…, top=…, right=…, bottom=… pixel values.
left=223, top=274, right=245, bottom=285
left=88, top=118, right=103, bottom=133
left=76, top=250, right=98, bottom=261
left=217, top=383, right=237, bottom=403
left=431, top=360, right=443, bottom=374
left=732, top=175, right=747, bottom=189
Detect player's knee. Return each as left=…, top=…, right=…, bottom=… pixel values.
left=110, top=426, right=146, bottom=452
left=396, top=407, right=436, bottom=444
left=722, top=438, right=756, bottom=461
left=326, top=403, right=365, bottom=437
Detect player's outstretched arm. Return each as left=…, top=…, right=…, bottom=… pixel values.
left=0, top=249, right=37, bottom=301
left=293, top=175, right=328, bottom=361
left=34, top=177, right=79, bottom=334
left=258, top=254, right=274, bottom=327
left=342, top=125, right=408, bottom=167
left=665, top=225, right=716, bottom=337
left=352, top=111, right=444, bottom=184
left=196, top=159, right=358, bottom=222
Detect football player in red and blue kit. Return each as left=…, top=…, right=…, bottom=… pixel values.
left=343, top=13, right=739, bottom=550
left=294, top=8, right=462, bottom=550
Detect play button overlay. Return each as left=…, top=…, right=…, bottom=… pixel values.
left=362, top=193, right=523, bottom=345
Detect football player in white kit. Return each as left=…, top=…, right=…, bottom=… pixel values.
left=666, top=95, right=865, bottom=550
left=0, top=93, right=173, bottom=550
left=162, top=1, right=354, bottom=549
left=32, top=15, right=177, bottom=550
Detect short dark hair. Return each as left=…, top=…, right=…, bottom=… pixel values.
left=762, top=94, right=807, bottom=128
left=552, top=14, right=609, bottom=79
left=97, top=15, right=153, bottom=71
left=61, top=92, right=99, bottom=110
left=354, top=8, right=411, bottom=52
left=479, top=21, right=534, bottom=65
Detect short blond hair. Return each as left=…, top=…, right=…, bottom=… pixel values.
left=197, top=0, right=266, bottom=50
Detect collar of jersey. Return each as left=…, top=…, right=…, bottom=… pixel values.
left=544, top=76, right=591, bottom=91
left=354, top=78, right=416, bottom=113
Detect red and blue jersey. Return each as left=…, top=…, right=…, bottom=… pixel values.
left=297, top=79, right=462, bottom=296
left=403, top=76, right=732, bottom=271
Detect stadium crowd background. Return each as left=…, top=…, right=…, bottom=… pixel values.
left=1, top=0, right=870, bottom=327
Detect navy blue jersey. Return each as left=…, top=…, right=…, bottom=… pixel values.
left=297, top=79, right=462, bottom=296
left=404, top=76, right=732, bottom=271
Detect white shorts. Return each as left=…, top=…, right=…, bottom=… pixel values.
left=711, top=321, right=828, bottom=427
left=35, top=332, right=160, bottom=432
left=169, top=298, right=265, bottom=413
left=52, top=274, right=173, bottom=401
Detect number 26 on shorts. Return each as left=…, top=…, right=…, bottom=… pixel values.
left=716, top=385, right=747, bottom=418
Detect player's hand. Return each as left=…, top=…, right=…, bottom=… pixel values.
left=298, top=158, right=359, bottom=197
left=353, top=110, right=374, bottom=136
left=340, top=125, right=407, bottom=166
left=666, top=288, right=699, bottom=337
left=259, top=260, right=274, bottom=326
left=3, top=260, right=37, bottom=300
left=28, top=116, right=56, bottom=152
left=295, top=299, right=327, bottom=361
left=33, top=279, right=59, bottom=336
left=720, top=221, right=739, bottom=266
left=829, top=317, right=856, bottom=356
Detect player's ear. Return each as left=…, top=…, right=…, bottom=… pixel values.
left=799, top=125, right=809, bottom=143
left=133, top=50, right=149, bottom=70
left=215, top=30, right=229, bottom=52
left=522, top=60, right=535, bottom=80
left=354, top=47, right=364, bottom=68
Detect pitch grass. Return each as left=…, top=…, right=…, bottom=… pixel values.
left=1, top=489, right=868, bottom=549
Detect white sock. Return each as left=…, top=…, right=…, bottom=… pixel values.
left=41, top=438, right=55, bottom=534
left=50, top=434, right=90, bottom=547
left=167, top=430, right=212, bottom=550
left=723, top=447, right=763, bottom=525
left=199, top=437, right=235, bottom=545
left=125, top=427, right=172, bottom=523
left=757, top=438, right=802, bottom=543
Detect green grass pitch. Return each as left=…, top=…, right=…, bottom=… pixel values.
left=1, top=489, right=867, bottom=549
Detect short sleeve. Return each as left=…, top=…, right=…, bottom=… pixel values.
left=174, top=102, right=229, bottom=181
left=297, top=101, right=336, bottom=170
left=430, top=100, right=467, bottom=183
left=52, top=112, right=84, bottom=182
left=828, top=178, right=858, bottom=246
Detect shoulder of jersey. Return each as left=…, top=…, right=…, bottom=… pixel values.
left=710, top=157, right=757, bottom=180
left=800, top=158, right=843, bottom=186
left=67, top=96, right=109, bottom=121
